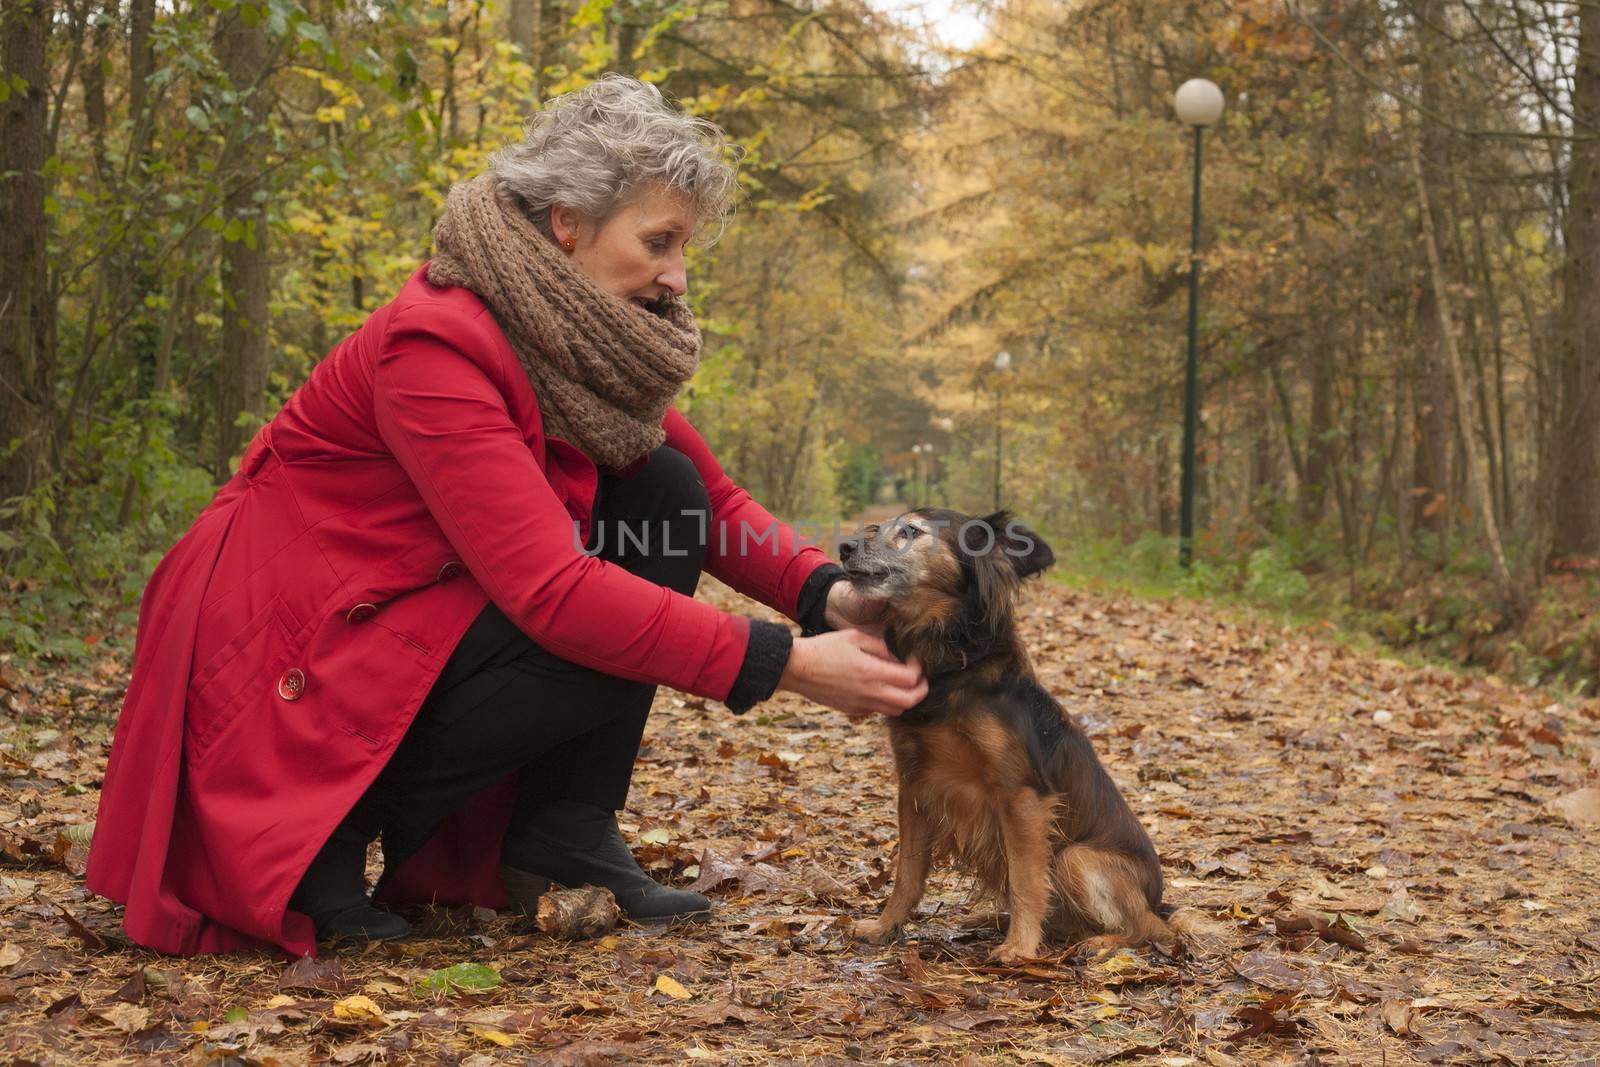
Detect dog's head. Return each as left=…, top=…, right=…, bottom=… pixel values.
left=839, top=509, right=1055, bottom=652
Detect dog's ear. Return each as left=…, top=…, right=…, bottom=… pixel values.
left=983, top=512, right=1054, bottom=578
left=955, top=515, right=1016, bottom=632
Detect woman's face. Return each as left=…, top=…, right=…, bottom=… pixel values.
left=552, top=184, right=695, bottom=309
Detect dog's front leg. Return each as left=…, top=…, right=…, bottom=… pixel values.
left=992, top=789, right=1055, bottom=963
left=855, top=790, right=933, bottom=944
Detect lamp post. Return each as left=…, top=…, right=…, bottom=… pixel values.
left=922, top=442, right=935, bottom=506
left=1173, top=78, right=1225, bottom=569
left=911, top=444, right=925, bottom=506
left=992, top=350, right=1011, bottom=510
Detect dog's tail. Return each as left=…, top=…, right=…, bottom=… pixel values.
left=1158, top=904, right=1227, bottom=955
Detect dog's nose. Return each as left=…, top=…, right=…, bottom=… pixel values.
left=839, top=538, right=860, bottom=562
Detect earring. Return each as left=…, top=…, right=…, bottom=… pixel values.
left=561, top=235, right=576, bottom=251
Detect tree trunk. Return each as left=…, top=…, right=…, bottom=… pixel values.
left=213, top=4, right=274, bottom=478
left=536, top=0, right=566, bottom=96
left=1406, top=125, right=1514, bottom=603
left=1249, top=384, right=1278, bottom=531
left=1410, top=0, right=1452, bottom=549
left=1551, top=0, right=1600, bottom=563
left=509, top=0, right=536, bottom=59
left=1302, top=343, right=1335, bottom=526
left=1154, top=433, right=1173, bottom=536
left=109, top=0, right=163, bottom=522
left=83, top=9, right=110, bottom=181
left=128, top=0, right=154, bottom=159
left=0, top=0, right=54, bottom=504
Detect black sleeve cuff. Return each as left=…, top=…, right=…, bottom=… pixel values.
left=725, top=619, right=794, bottom=715
left=796, top=564, right=846, bottom=637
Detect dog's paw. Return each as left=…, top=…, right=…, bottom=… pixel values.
left=989, top=941, right=1043, bottom=965
left=1070, top=934, right=1130, bottom=958
left=853, top=918, right=900, bottom=944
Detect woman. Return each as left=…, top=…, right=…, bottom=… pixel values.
left=85, top=76, right=926, bottom=956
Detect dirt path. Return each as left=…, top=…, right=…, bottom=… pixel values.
left=2, top=577, right=1598, bottom=1064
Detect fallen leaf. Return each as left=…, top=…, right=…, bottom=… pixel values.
left=43, top=992, right=83, bottom=1018
left=1272, top=912, right=1368, bottom=952
left=364, top=977, right=408, bottom=995
left=280, top=954, right=346, bottom=992
left=130, top=1025, right=182, bottom=1054
left=1547, top=787, right=1600, bottom=828
left=0, top=831, right=60, bottom=869
left=95, top=1002, right=150, bottom=1033
left=1232, top=947, right=1333, bottom=997
left=473, top=1028, right=515, bottom=1047
left=331, top=994, right=386, bottom=1025
left=654, top=974, right=692, bottom=1000
left=1379, top=890, right=1423, bottom=923
left=55, top=906, right=108, bottom=953
left=685, top=999, right=768, bottom=1027
left=111, top=969, right=147, bottom=1004
left=1381, top=998, right=1415, bottom=1036
left=415, top=962, right=503, bottom=995
left=332, top=1043, right=387, bottom=1064
left=536, top=1041, right=630, bottom=1065
left=1225, top=1002, right=1300, bottom=1045
left=803, top=865, right=854, bottom=904
left=688, top=849, right=791, bottom=896
left=936, top=1009, right=1009, bottom=1031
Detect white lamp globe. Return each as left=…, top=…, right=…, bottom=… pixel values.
left=1174, top=79, right=1225, bottom=127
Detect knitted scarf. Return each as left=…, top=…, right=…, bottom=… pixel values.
left=426, top=173, right=702, bottom=469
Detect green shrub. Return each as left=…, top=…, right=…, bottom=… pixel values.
left=834, top=443, right=882, bottom=516
left=1243, top=545, right=1309, bottom=607
left=1176, top=557, right=1229, bottom=598
left=0, top=392, right=217, bottom=659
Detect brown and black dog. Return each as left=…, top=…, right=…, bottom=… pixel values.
left=843, top=509, right=1170, bottom=962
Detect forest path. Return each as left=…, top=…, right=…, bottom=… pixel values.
left=1, top=577, right=1597, bottom=1063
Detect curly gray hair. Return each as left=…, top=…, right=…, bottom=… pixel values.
left=490, top=75, right=741, bottom=241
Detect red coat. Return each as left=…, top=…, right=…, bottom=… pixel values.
left=85, top=264, right=830, bottom=956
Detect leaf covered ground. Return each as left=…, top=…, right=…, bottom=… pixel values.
left=2, top=577, right=1599, bottom=1065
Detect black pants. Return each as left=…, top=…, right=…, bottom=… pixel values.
left=352, top=446, right=709, bottom=874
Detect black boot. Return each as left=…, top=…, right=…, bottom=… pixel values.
left=502, top=800, right=711, bottom=922
left=289, top=822, right=409, bottom=944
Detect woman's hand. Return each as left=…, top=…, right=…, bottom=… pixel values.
left=823, top=579, right=889, bottom=636
left=779, top=629, right=926, bottom=719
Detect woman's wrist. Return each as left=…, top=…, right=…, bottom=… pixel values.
left=779, top=635, right=813, bottom=693
left=796, top=565, right=846, bottom=636
left=725, top=620, right=795, bottom=714
left=822, top=579, right=851, bottom=631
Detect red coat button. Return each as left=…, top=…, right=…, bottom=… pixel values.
left=346, top=603, right=377, bottom=623
left=438, top=560, right=465, bottom=581
left=277, top=668, right=306, bottom=701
